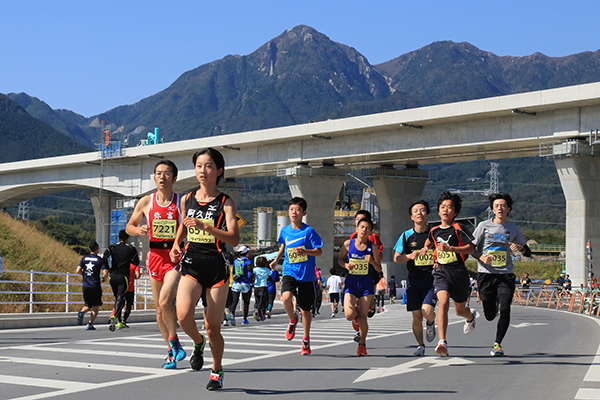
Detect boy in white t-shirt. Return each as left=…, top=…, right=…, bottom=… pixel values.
left=326, top=268, right=343, bottom=317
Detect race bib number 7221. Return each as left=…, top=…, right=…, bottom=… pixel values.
left=152, top=219, right=176, bottom=240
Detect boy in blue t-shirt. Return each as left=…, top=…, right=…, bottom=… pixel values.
left=270, top=197, right=323, bottom=355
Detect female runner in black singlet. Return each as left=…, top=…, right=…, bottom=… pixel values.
left=170, top=147, right=239, bottom=390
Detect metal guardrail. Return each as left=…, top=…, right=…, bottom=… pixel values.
left=528, top=244, right=565, bottom=253
left=0, top=269, right=154, bottom=313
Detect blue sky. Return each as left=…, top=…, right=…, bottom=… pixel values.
left=1, top=1, right=598, bottom=117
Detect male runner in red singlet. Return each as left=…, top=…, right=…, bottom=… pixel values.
left=126, top=159, right=186, bottom=369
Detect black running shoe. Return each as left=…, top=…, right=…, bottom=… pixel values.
left=206, top=369, right=224, bottom=390
left=77, top=311, right=84, bottom=325
left=190, top=333, right=206, bottom=371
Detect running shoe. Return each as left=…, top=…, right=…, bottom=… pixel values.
left=170, top=337, right=187, bottom=362
left=381, top=307, right=385, bottom=312
left=334, top=305, right=338, bottom=314
left=435, top=340, right=448, bottom=357
left=266, top=310, right=271, bottom=319
left=357, top=343, right=367, bottom=357
left=206, top=369, right=224, bottom=390
left=122, top=322, right=129, bottom=328
left=490, top=343, right=504, bottom=357
left=230, top=316, right=236, bottom=326
left=261, top=315, right=267, bottom=322
left=353, top=331, right=361, bottom=343
left=108, top=316, right=117, bottom=332
left=190, top=333, right=206, bottom=371
left=425, top=321, right=436, bottom=342
left=301, top=339, right=311, bottom=355
left=414, top=345, right=426, bottom=357
left=286, top=317, right=298, bottom=340
left=376, top=307, right=380, bottom=313
left=222, top=319, right=229, bottom=326
left=367, top=308, right=376, bottom=318
left=463, top=308, right=476, bottom=334
left=117, top=322, right=125, bottom=329
left=253, top=309, right=260, bottom=321
left=242, top=319, right=249, bottom=325
left=162, top=353, right=176, bottom=369
left=351, top=318, right=360, bottom=332
left=86, top=323, right=95, bottom=331
left=331, top=313, right=335, bottom=318
left=77, top=311, right=84, bottom=325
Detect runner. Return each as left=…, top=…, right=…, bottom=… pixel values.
left=266, top=263, right=280, bottom=318
left=473, top=193, right=531, bottom=356
left=103, top=230, right=139, bottom=333
left=393, top=200, right=437, bottom=356
left=170, top=147, right=239, bottom=390
left=230, top=246, right=253, bottom=325
left=121, top=262, right=141, bottom=327
left=420, top=191, right=476, bottom=357
left=126, top=159, right=185, bottom=368
left=339, top=217, right=381, bottom=356
left=76, top=241, right=108, bottom=330
left=253, top=256, right=270, bottom=321
left=326, top=268, right=343, bottom=317
left=387, top=275, right=397, bottom=304
left=270, top=197, right=323, bottom=355
left=375, top=272, right=386, bottom=312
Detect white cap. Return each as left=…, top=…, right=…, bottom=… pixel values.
left=236, top=245, right=250, bottom=254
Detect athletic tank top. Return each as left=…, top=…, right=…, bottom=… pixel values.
left=183, top=190, right=229, bottom=254
left=347, top=239, right=375, bottom=277
left=147, top=192, right=181, bottom=244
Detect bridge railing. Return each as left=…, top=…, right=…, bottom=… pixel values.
left=0, top=269, right=154, bottom=313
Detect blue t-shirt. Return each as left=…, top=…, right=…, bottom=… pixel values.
left=233, top=257, right=252, bottom=284
left=267, top=269, right=280, bottom=293
left=254, top=267, right=270, bottom=287
left=278, top=224, right=323, bottom=282
left=78, top=254, right=107, bottom=288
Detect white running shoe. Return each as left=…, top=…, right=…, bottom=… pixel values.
left=414, top=345, right=426, bottom=357
left=425, top=321, right=436, bottom=342
left=435, top=340, right=448, bottom=357
left=463, top=308, right=476, bottom=334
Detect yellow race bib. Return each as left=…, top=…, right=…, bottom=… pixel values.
left=414, top=249, right=434, bottom=267
left=187, top=219, right=215, bottom=243
left=152, top=219, right=177, bottom=240
left=287, top=246, right=308, bottom=264
left=437, top=250, right=458, bottom=265
left=348, top=258, right=369, bottom=275
left=487, top=250, right=507, bottom=267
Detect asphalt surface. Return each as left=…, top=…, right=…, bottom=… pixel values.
left=1, top=302, right=600, bottom=400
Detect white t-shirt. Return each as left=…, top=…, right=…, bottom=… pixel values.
left=326, top=275, right=343, bottom=294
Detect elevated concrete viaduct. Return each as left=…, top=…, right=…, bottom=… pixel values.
left=1, top=82, right=600, bottom=285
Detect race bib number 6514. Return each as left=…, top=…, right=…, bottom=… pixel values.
left=187, top=219, right=215, bottom=243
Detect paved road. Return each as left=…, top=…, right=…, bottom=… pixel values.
left=1, top=302, right=600, bottom=400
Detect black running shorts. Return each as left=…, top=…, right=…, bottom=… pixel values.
left=281, top=275, right=315, bottom=312
left=181, top=253, right=229, bottom=289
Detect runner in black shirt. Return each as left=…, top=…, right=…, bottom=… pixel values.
left=103, top=230, right=139, bottom=332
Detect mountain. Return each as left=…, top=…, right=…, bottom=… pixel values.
left=7, top=93, right=95, bottom=147
left=376, top=41, right=600, bottom=106
left=0, top=94, right=92, bottom=162
left=92, top=25, right=393, bottom=142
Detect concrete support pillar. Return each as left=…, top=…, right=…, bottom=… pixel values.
left=555, top=155, right=600, bottom=287
left=90, top=192, right=117, bottom=251
left=369, top=167, right=429, bottom=281
left=282, top=165, right=345, bottom=272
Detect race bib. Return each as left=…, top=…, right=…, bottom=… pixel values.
left=287, top=246, right=308, bottom=264
left=487, top=250, right=507, bottom=267
left=187, top=219, right=215, bottom=243
left=348, top=258, right=369, bottom=275
left=152, top=219, right=177, bottom=240
left=437, top=251, right=458, bottom=265
left=414, top=249, right=434, bottom=267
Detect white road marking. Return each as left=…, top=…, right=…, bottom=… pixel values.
left=510, top=322, right=549, bottom=328
left=353, top=357, right=475, bottom=383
